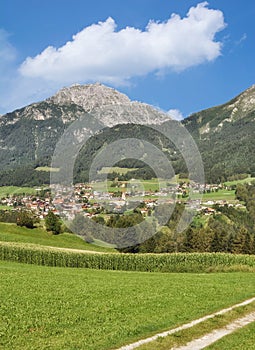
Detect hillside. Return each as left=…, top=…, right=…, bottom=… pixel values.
left=73, top=122, right=184, bottom=183
left=0, top=83, right=171, bottom=174
left=184, top=85, right=255, bottom=182
left=0, top=83, right=255, bottom=185
left=74, top=83, right=255, bottom=184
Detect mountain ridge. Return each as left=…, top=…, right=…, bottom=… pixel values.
left=1, top=83, right=171, bottom=127
left=0, top=83, right=172, bottom=172
left=0, top=83, right=255, bottom=185
left=184, top=84, right=255, bottom=137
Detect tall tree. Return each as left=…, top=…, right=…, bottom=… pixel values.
left=45, top=211, right=61, bottom=235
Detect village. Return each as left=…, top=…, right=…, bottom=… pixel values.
left=0, top=178, right=243, bottom=222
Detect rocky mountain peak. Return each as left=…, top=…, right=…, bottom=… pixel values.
left=44, top=82, right=171, bottom=126
left=47, top=82, right=131, bottom=111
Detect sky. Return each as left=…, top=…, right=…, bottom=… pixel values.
left=0, top=0, right=255, bottom=118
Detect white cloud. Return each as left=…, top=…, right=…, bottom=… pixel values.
left=19, top=2, right=226, bottom=85
left=167, top=109, right=184, bottom=121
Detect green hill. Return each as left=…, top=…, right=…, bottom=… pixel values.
left=0, top=222, right=115, bottom=253
left=184, top=85, right=255, bottom=182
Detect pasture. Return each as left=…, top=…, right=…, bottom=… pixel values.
left=0, top=186, right=37, bottom=198
left=0, top=222, right=115, bottom=253
left=1, top=260, right=255, bottom=350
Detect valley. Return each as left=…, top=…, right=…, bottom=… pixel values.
left=1, top=83, right=255, bottom=350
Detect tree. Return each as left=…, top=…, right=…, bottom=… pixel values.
left=210, top=231, right=222, bottom=252
left=17, top=210, right=38, bottom=229
left=242, top=231, right=253, bottom=255
left=45, top=211, right=61, bottom=235
left=182, top=227, right=195, bottom=252
left=231, top=230, right=246, bottom=254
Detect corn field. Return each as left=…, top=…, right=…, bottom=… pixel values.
left=0, top=241, right=255, bottom=272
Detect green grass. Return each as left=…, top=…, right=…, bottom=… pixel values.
left=92, top=180, right=123, bottom=193
left=191, top=214, right=210, bottom=228
left=224, top=176, right=255, bottom=187
left=97, top=166, right=138, bottom=174
left=91, top=238, right=116, bottom=249
left=207, top=321, right=255, bottom=349
left=0, top=186, right=37, bottom=198
left=138, top=302, right=255, bottom=350
left=0, top=222, right=115, bottom=253
left=0, top=205, right=13, bottom=210
left=1, top=261, right=255, bottom=350
left=140, top=179, right=160, bottom=191
left=35, top=166, right=60, bottom=172
left=192, top=189, right=236, bottom=202
left=91, top=178, right=171, bottom=193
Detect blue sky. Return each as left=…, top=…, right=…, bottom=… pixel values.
left=1, top=0, right=254, bottom=118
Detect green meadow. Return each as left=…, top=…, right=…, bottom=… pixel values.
left=0, top=222, right=114, bottom=253
left=224, top=176, right=255, bottom=187
left=201, top=189, right=236, bottom=201
left=0, top=186, right=37, bottom=197
left=35, top=166, right=60, bottom=172
left=97, top=166, right=138, bottom=174
left=1, top=260, right=255, bottom=350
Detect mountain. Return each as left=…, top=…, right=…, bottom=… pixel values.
left=0, top=83, right=255, bottom=186
left=0, top=83, right=171, bottom=173
left=47, top=83, right=171, bottom=126
left=183, top=85, right=255, bottom=182
left=184, top=85, right=255, bottom=137
left=71, top=84, right=255, bottom=184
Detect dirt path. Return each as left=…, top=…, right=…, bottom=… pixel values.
left=117, top=297, right=255, bottom=350
left=172, top=311, right=255, bottom=350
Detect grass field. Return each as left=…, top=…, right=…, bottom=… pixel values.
left=35, top=166, right=60, bottom=172
left=207, top=321, right=255, bottom=349
left=0, top=222, right=115, bottom=253
left=0, top=186, right=37, bottom=198
left=138, top=301, right=255, bottom=350
left=224, top=176, right=255, bottom=187
left=97, top=166, right=138, bottom=174
left=194, top=189, right=236, bottom=202
left=92, top=178, right=170, bottom=193
left=203, top=189, right=236, bottom=201
left=1, top=260, right=255, bottom=350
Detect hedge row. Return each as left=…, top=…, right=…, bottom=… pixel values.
left=1, top=242, right=255, bottom=272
